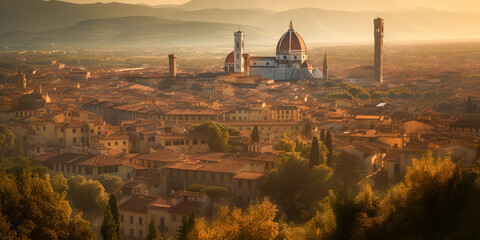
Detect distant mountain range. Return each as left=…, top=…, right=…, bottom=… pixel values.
left=1, top=0, right=480, bottom=49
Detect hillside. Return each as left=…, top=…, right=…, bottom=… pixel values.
left=0, top=16, right=274, bottom=48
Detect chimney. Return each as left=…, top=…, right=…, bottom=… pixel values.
left=168, top=54, right=177, bottom=79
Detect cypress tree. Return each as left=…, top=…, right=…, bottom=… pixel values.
left=101, top=194, right=121, bottom=240
left=325, top=131, right=333, bottom=167
left=176, top=209, right=195, bottom=240
left=251, top=125, right=260, bottom=143
left=147, top=218, right=162, bottom=240
left=309, top=137, right=320, bottom=169
left=320, top=129, right=325, bottom=142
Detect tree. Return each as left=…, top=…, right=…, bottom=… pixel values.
left=67, top=175, right=109, bottom=220
left=100, top=206, right=116, bottom=240
left=191, top=122, right=239, bottom=152
left=320, top=129, right=325, bottom=143
left=261, top=153, right=332, bottom=221
left=356, top=153, right=480, bottom=239
left=301, top=120, right=312, bottom=137
left=52, top=172, right=69, bottom=194
left=177, top=210, right=195, bottom=240
left=0, top=125, right=15, bottom=159
left=188, top=198, right=278, bottom=239
left=325, top=131, right=333, bottom=167
left=185, top=184, right=231, bottom=203
left=147, top=218, right=162, bottom=240
left=309, top=137, right=320, bottom=169
left=0, top=171, right=94, bottom=240
left=274, top=134, right=296, bottom=153
left=251, top=125, right=260, bottom=143
left=100, top=194, right=121, bottom=240
left=97, top=175, right=123, bottom=194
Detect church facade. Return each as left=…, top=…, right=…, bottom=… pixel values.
left=224, top=21, right=323, bottom=81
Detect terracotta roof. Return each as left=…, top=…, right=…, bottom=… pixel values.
left=233, top=172, right=265, bottom=180
left=119, top=195, right=159, bottom=213
left=225, top=51, right=234, bottom=64
left=44, top=153, right=124, bottom=167
left=276, top=22, right=307, bottom=54
left=135, top=149, right=183, bottom=163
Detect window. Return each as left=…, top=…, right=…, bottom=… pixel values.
left=81, top=128, right=84, bottom=133
left=73, top=137, right=77, bottom=144
left=148, top=136, right=155, bottom=142
left=123, top=141, right=126, bottom=145
left=130, top=229, right=134, bottom=237
left=121, top=214, right=124, bottom=223
left=139, top=230, right=143, bottom=238
left=108, top=142, right=111, bottom=146
left=43, top=126, right=46, bottom=131
left=115, top=141, right=118, bottom=146
left=283, top=56, right=287, bottom=59
left=193, top=140, right=198, bottom=145
left=139, top=217, right=143, bottom=225
left=130, top=216, right=133, bottom=224
left=72, top=128, right=76, bottom=133
left=238, top=179, right=242, bottom=188
left=165, top=141, right=171, bottom=146
left=85, top=167, right=92, bottom=175
left=248, top=180, right=252, bottom=190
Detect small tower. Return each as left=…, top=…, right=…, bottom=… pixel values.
left=234, top=30, right=245, bottom=73
left=322, top=53, right=329, bottom=82
left=374, top=18, right=384, bottom=83
left=17, top=70, right=26, bottom=90
left=168, top=54, right=177, bottom=79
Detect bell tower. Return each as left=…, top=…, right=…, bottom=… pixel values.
left=17, top=70, right=26, bottom=90
left=168, top=54, right=177, bottom=79
left=234, top=31, right=245, bottom=73
left=374, top=18, right=384, bottom=83
left=322, top=53, right=329, bottom=82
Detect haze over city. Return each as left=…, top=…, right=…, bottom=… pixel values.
left=0, top=0, right=479, bottom=240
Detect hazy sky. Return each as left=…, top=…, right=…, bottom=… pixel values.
left=65, top=0, right=189, bottom=4
left=62, top=0, right=480, bottom=12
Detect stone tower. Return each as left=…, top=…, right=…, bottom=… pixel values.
left=17, top=70, right=26, bottom=89
left=234, top=31, right=245, bottom=73
left=168, top=54, right=177, bottom=79
left=374, top=18, right=384, bottom=83
left=322, top=53, right=329, bottom=82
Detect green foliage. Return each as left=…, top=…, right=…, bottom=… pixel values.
left=325, top=131, right=333, bottom=167
left=0, top=125, right=15, bottom=159
left=185, top=184, right=231, bottom=202
left=189, top=198, right=279, bottom=239
left=176, top=210, right=195, bottom=240
left=191, top=122, right=239, bottom=152
left=147, top=218, right=163, bottom=240
left=274, top=134, right=297, bottom=153
left=327, top=92, right=354, bottom=100
left=261, top=153, right=332, bottom=221
left=67, top=175, right=109, bottom=219
left=301, top=120, right=312, bottom=137
left=100, top=194, right=121, bottom=240
left=251, top=125, right=260, bottom=143
left=0, top=171, right=94, bottom=239
left=310, top=137, right=320, bottom=169
left=52, top=172, right=69, bottom=194
left=306, top=185, right=379, bottom=240
left=353, top=153, right=480, bottom=239
left=332, top=153, right=365, bottom=189
left=96, top=175, right=123, bottom=194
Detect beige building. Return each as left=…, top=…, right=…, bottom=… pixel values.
left=119, top=191, right=210, bottom=239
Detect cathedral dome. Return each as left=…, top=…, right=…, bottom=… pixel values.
left=276, top=21, right=307, bottom=55
left=225, top=51, right=234, bottom=64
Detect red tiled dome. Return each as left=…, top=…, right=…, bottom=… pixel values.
left=276, top=21, right=307, bottom=54
left=225, top=51, right=234, bottom=63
